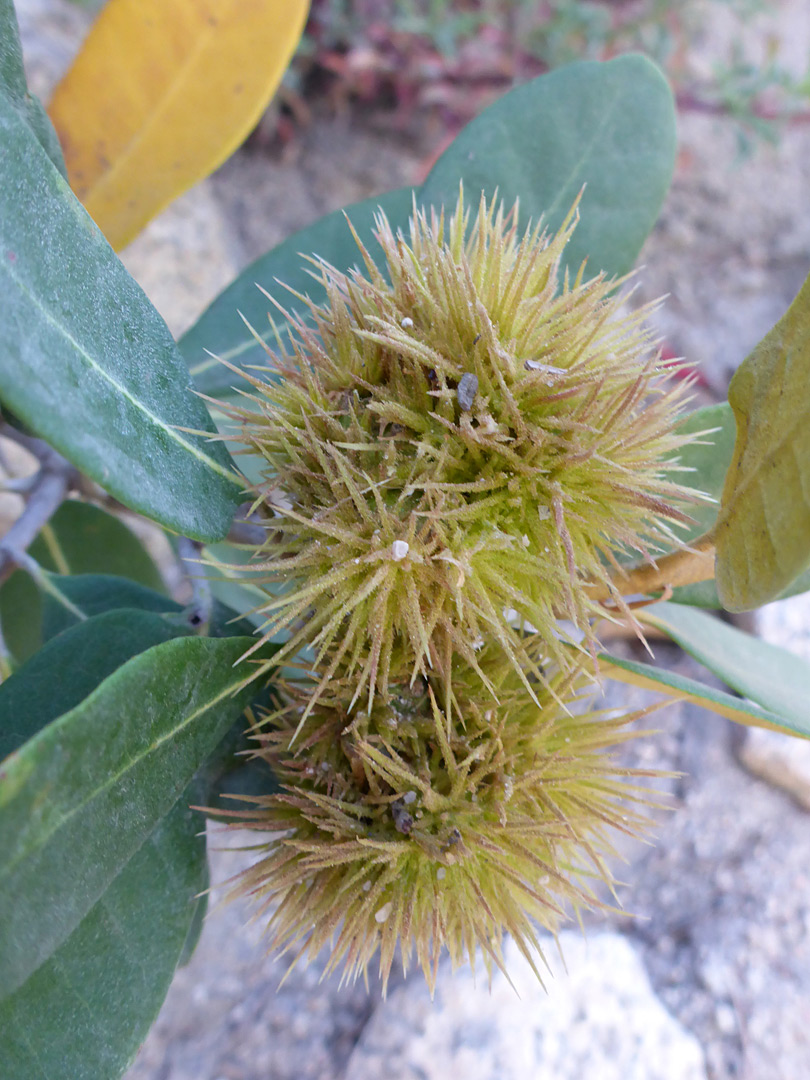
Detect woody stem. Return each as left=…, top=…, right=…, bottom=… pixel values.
left=587, top=533, right=716, bottom=603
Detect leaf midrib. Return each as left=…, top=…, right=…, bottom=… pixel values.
left=542, top=79, right=626, bottom=223
left=1, top=257, right=241, bottom=488
left=720, top=393, right=810, bottom=529
left=78, top=10, right=220, bottom=203
left=0, top=643, right=248, bottom=877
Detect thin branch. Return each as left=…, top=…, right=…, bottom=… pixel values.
left=0, top=424, right=79, bottom=586
left=177, top=536, right=214, bottom=630
left=2, top=423, right=64, bottom=461
left=587, top=533, right=716, bottom=604
left=226, top=502, right=267, bottom=547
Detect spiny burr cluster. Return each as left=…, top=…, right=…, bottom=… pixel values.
left=217, top=190, right=695, bottom=990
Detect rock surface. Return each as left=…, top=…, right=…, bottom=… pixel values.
left=610, top=663, right=810, bottom=1080
left=120, top=183, right=241, bottom=339
left=739, top=593, right=810, bottom=812
left=759, top=594, right=810, bottom=665
left=346, top=932, right=707, bottom=1080
left=124, top=837, right=385, bottom=1080
left=739, top=725, right=810, bottom=812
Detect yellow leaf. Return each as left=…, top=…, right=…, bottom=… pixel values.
left=48, top=0, right=310, bottom=250
left=715, top=270, right=810, bottom=611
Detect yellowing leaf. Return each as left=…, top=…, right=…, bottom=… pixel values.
left=715, top=270, right=810, bottom=610
left=48, top=0, right=309, bottom=250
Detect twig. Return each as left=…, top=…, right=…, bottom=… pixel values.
left=226, top=502, right=267, bottom=547
left=0, top=423, right=79, bottom=586
left=2, top=423, right=64, bottom=461
left=586, top=533, right=716, bottom=604
left=177, top=536, right=214, bottom=631
left=177, top=504, right=267, bottom=630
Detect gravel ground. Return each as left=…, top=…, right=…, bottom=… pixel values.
left=11, top=1, right=810, bottom=1077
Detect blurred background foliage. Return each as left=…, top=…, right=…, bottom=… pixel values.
left=284, top=0, right=810, bottom=154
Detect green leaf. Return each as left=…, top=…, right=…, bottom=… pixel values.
left=637, top=601, right=810, bottom=734
left=0, top=570, right=41, bottom=667
left=0, top=92, right=242, bottom=540
left=660, top=402, right=735, bottom=606
left=0, top=608, right=187, bottom=761
left=673, top=402, right=736, bottom=545
left=600, top=648, right=810, bottom=739
left=178, top=887, right=209, bottom=969
left=34, top=572, right=258, bottom=642
left=0, top=573, right=272, bottom=815
left=670, top=564, right=810, bottom=609
left=0, top=0, right=26, bottom=99
left=0, top=633, right=263, bottom=997
left=196, top=679, right=281, bottom=814
left=0, top=795, right=206, bottom=1080
left=643, top=403, right=810, bottom=607
left=179, top=187, right=416, bottom=396
left=715, top=271, right=810, bottom=611
left=41, top=576, right=180, bottom=641
left=0, top=501, right=167, bottom=664
left=0, top=0, right=67, bottom=176
left=41, top=501, right=165, bottom=587
left=43, top=572, right=177, bottom=617
left=208, top=749, right=280, bottom=809
left=419, top=55, right=676, bottom=281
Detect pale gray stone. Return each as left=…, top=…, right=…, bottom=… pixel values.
left=738, top=593, right=810, bottom=809
left=14, top=0, right=92, bottom=101
left=346, top=933, right=707, bottom=1080
left=757, top=593, right=810, bottom=664
left=119, top=182, right=241, bottom=339
left=739, top=727, right=810, bottom=811
left=618, top=682, right=810, bottom=1080
left=633, top=0, right=810, bottom=397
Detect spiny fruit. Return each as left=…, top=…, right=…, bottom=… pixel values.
left=223, top=645, right=661, bottom=992
left=220, top=189, right=694, bottom=713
